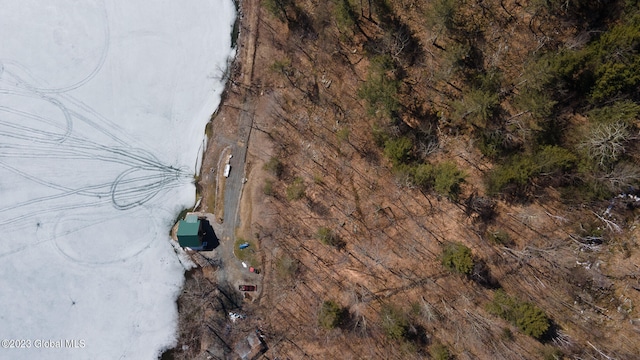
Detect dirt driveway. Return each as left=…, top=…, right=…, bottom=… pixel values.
left=193, top=0, right=262, bottom=300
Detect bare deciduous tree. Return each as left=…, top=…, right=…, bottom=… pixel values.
left=382, top=28, right=412, bottom=63
left=416, top=136, right=440, bottom=158
left=580, top=121, right=630, bottom=168
left=597, top=162, right=640, bottom=192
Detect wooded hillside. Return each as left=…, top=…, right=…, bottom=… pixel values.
left=172, top=0, right=640, bottom=358
left=246, top=0, right=640, bottom=358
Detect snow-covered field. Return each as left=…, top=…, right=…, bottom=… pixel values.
left=0, top=1, right=235, bottom=358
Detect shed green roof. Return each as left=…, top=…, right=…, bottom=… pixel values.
left=177, top=219, right=201, bottom=248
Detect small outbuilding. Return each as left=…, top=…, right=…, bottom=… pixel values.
left=176, top=214, right=202, bottom=248
left=175, top=213, right=219, bottom=251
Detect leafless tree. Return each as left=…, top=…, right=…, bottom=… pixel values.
left=465, top=193, right=496, bottom=222
left=592, top=211, right=622, bottom=233
left=419, top=296, right=440, bottom=322
left=597, top=162, right=640, bottom=192
left=580, top=121, right=631, bottom=168
left=382, top=28, right=412, bottom=64
left=416, top=136, right=440, bottom=158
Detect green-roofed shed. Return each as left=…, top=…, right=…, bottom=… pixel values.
left=177, top=214, right=202, bottom=248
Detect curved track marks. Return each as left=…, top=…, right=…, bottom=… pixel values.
left=0, top=0, right=110, bottom=94
left=0, top=1, right=192, bottom=262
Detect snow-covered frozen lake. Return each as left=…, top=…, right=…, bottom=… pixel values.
left=0, top=1, right=235, bottom=358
